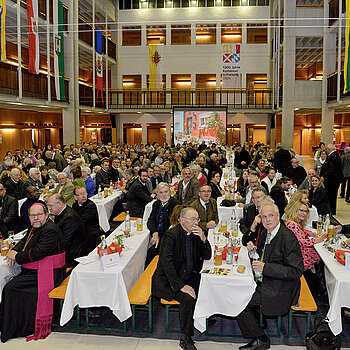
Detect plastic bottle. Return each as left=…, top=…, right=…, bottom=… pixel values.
left=317, top=215, right=323, bottom=235
left=226, top=238, right=233, bottom=265
left=250, top=247, right=262, bottom=281
left=125, top=211, right=131, bottom=231
left=98, top=186, right=103, bottom=199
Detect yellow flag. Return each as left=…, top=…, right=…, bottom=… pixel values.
left=149, top=44, right=162, bottom=90
left=0, top=0, right=6, bottom=62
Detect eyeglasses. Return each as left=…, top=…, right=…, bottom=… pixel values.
left=200, top=190, right=211, bottom=193
left=183, top=217, right=200, bottom=222
left=28, top=213, right=46, bottom=218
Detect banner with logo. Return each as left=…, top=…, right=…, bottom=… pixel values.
left=27, top=0, right=39, bottom=74
left=0, top=0, right=6, bottom=62
left=149, top=44, right=163, bottom=90
left=222, top=44, right=241, bottom=103
left=53, top=0, right=65, bottom=100
left=96, top=29, right=104, bottom=103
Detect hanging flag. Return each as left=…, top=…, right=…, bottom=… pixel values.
left=27, top=0, right=39, bottom=74
left=0, top=0, right=6, bottom=62
left=149, top=44, right=163, bottom=90
left=344, top=0, right=350, bottom=93
left=96, top=29, right=104, bottom=104
left=53, top=0, right=65, bottom=101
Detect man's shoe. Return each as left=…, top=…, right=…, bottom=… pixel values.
left=239, top=338, right=270, bottom=350
left=179, top=337, right=197, bottom=350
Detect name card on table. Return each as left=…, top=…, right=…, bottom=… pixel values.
left=346, top=253, right=350, bottom=273
left=100, top=252, right=120, bottom=271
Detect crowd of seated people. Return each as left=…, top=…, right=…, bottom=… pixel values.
left=0, top=140, right=349, bottom=349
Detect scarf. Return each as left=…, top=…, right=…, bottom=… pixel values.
left=22, top=252, right=65, bottom=341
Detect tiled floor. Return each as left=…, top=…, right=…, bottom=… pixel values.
left=2, top=332, right=307, bottom=349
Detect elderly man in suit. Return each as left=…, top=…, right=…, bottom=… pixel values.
left=175, top=167, right=200, bottom=205
left=4, top=168, right=26, bottom=200
left=152, top=207, right=211, bottom=350
left=24, top=167, right=44, bottom=190
left=0, top=182, right=19, bottom=237
left=340, top=147, right=350, bottom=203
left=95, top=158, right=111, bottom=193
left=47, top=173, right=75, bottom=207
left=320, top=144, right=344, bottom=215
left=190, top=184, right=218, bottom=235
left=237, top=203, right=303, bottom=350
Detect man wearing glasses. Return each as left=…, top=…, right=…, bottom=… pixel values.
left=152, top=207, right=211, bottom=350
left=190, top=184, right=218, bottom=235
left=0, top=183, right=19, bottom=238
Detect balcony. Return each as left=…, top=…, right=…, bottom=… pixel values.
left=327, top=71, right=350, bottom=102
left=107, top=88, right=272, bottom=110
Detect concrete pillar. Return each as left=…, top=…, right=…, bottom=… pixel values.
left=266, top=114, right=272, bottom=146
left=166, top=24, right=171, bottom=45
left=63, top=108, right=79, bottom=144
left=166, top=120, right=171, bottom=144
left=242, top=23, right=247, bottom=45
left=191, top=24, right=196, bottom=46
left=321, top=0, right=337, bottom=145
left=281, top=0, right=296, bottom=149
left=240, top=122, right=246, bottom=144
left=216, top=23, right=221, bottom=45
left=141, top=25, right=146, bottom=46
left=142, top=120, right=147, bottom=143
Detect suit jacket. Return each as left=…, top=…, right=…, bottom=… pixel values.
left=320, top=150, right=344, bottom=186
left=190, top=198, right=219, bottom=232
left=4, top=178, right=26, bottom=200
left=50, top=181, right=75, bottom=207
left=0, top=195, right=19, bottom=237
left=54, top=205, right=85, bottom=267
left=72, top=199, right=101, bottom=254
left=152, top=224, right=212, bottom=301
left=239, top=203, right=258, bottom=245
left=53, top=152, right=66, bottom=172
left=95, top=169, right=110, bottom=193
left=234, top=149, right=251, bottom=169
left=285, top=166, right=307, bottom=188
left=270, top=184, right=288, bottom=215
left=257, top=224, right=303, bottom=316
left=147, top=197, right=180, bottom=239
left=24, top=176, right=44, bottom=190
left=274, top=148, right=291, bottom=176
left=127, top=178, right=153, bottom=217
left=309, top=187, right=330, bottom=216
left=209, top=181, right=222, bottom=200
left=108, top=167, right=120, bottom=183
left=341, top=152, right=350, bottom=178
left=175, top=177, right=200, bottom=205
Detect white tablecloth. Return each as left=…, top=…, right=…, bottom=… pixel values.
left=314, top=237, right=350, bottom=335
left=193, top=230, right=256, bottom=333
left=91, top=191, right=122, bottom=232
left=220, top=172, right=238, bottom=190
left=217, top=196, right=243, bottom=222
left=60, top=221, right=149, bottom=326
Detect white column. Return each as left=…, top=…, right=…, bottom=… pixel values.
left=142, top=25, right=146, bottom=46
left=63, top=108, right=79, bottom=144
left=240, top=122, right=246, bottom=144
left=191, top=24, right=196, bottom=46
left=142, top=121, right=147, bottom=143
left=166, top=120, right=171, bottom=144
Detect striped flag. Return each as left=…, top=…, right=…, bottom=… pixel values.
left=53, top=0, right=65, bottom=100
left=0, top=0, right=6, bottom=62
left=27, top=0, right=39, bottom=74
left=149, top=44, right=163, bottom=90
left=345, top=0, right=350, bottom=93
left=96, top=29, right=104, bottom=104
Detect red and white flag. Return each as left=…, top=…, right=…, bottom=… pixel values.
left=27, top=0, right=39, bottom=74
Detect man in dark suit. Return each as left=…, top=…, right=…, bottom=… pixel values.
left=340, top=147, right=350, bottom=202
left=127, top=168, right=156, bottom=217
left=108, top=159, right=120, bottom=183
left=285, top=158, right=307, bottom=188
left=239, top=188, right=266, bottom=245
left=320, top=144, right=344, bottom=215
left=190, top=184, right=218, bottom=235
left=269, top=177, right=292, bottom=215
left=24, top=168, right=44, bottom=190
left=95, top=158, right=111, bottom=193
left=72, top=186, right=101, bottom=255
left=0, top=183, right=19, bottom=238
left=152, top=207, right=211, bottom=350
left=237, top=203, right=303, bottom=350
left=234, top=144, right=252, bottom=173
left=4, top=168, right=26, bottom=200
left=47, top=193, right=85, bottom=267
left=146, top=183, right=180, bottom=266
left=274, top=143, right=291, bottom=176
left=175, top=167, right=200, bottom=205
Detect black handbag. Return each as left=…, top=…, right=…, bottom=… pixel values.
left=306, top=314, right=341, bottom=350
left=220, top=199, right=236, bottom=207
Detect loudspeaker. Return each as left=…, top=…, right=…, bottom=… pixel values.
left=110, top=114, right=117, bottom=128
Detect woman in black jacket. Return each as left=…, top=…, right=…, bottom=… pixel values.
left=209, top=171, right=224, bottom=200
left=309, top=175, right=330, bottom=216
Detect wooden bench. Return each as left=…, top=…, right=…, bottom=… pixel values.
left=113, top=212, right=140, bottom=222
left=48, top=274, right=80, bottom=328
left=128, top=255, right=159, bottom=332
left=288, top=275, right=317, bottom=339
left=160, top=299, right=180, bottom=333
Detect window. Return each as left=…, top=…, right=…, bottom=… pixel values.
left=247, top=23, right=268, bottom=44
left=171, top=25, right=191, bottom=45
left=221, top=24, right=242, bottom=43
left=147, top=25, right=166, bottom=45
left=122, top=26, right=142, bottom=46
left=196, top=24, right=216, bottom=45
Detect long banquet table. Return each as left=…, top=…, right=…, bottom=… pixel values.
left=314, top=237, right=350, bottom=336
left=193, top=229, right=256, bottom=333
left=60, top=221, right=149, bottom=326
left=90, top=190, right=123, bottom=232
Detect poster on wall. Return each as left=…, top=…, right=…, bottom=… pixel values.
left=222, top=44, right=241, bottom=104
left=173, top=107, right=227, bottom=145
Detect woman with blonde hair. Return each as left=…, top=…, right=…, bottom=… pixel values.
left=283, top=189, right=309, bottom=219
left=284, top=200, right=325, bottom=297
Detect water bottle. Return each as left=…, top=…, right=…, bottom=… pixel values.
left=97, top=186, right=103, bottom=199
left=250, top=247, right=262, bottom=281
left=125, top=211, right=131, bottom=231
left=226, top=238, right=233, bottom=265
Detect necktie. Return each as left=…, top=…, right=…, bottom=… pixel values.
left=261, top=232, right=272, bottom=262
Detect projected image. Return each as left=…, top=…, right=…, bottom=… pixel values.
left=174, top=109, right=227, bottom=145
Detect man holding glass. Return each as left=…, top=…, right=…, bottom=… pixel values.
left=152, top=207, right=211, bottom=350
left=236, top=203, right=303, bottom=350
